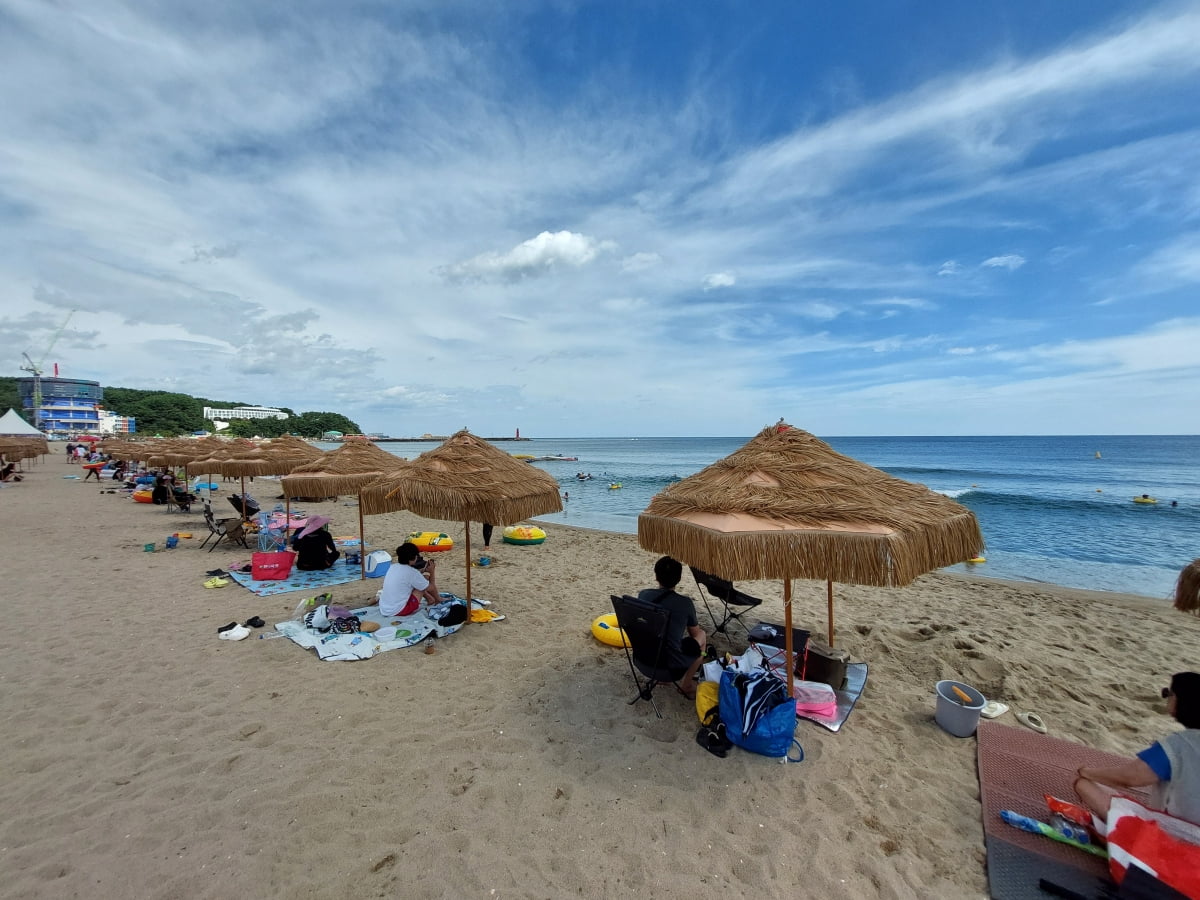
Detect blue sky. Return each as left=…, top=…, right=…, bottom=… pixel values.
left=1, top=1, right=1198, bottom=437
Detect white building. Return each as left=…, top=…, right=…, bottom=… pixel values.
left=203, top=406, right=289, bottom=421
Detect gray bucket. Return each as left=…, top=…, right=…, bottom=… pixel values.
left=934, top=680, right=986, bottom=737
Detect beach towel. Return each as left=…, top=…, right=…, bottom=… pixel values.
left=272, top=593, right=495, bottom=661
left=226, top=562, right=362, bottom=596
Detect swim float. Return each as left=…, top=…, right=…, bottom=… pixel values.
left=503, top=525, right=546, bottom=545
left=132, top=490, right=154, bottom=503
left=591, top=613, right=628, bottom=648
left=966, top=557, right=987, bottom=564
left=608, top=483, right=622, bottom=490
left=1132, top=497, right=1158, bottom=504
left=408, top=531, right=454, bottom=552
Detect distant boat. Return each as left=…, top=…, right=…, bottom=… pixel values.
left=1095, top=451, right=1101, bottom=459
left=533, top=454, right=578, bottom=461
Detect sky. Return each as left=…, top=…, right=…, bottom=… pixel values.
left=1, top=1, right=1198, bottom=438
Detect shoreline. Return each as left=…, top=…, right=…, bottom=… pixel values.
left=4, top=460, right=1198, bottom=898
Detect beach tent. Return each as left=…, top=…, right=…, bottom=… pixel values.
left=0, top=408, right=43, bottom=436
left=280, top=441, right=409, bottom=578
left=359, top=429, right=563, bottom=604
left=637, top=423, right=984, bottom=695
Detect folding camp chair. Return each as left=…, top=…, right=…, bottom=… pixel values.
left=200, top=506, right=249, bottom=552
left=610, top=594, right=693, bottom=718
left=690, top=567, right=764, bottom=636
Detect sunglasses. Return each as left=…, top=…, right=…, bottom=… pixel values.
left=1162, top=687, right=1174, bottom=699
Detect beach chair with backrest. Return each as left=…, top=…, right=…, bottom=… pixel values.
left=690, top=567, right=764, bottom=636
left=610, top=594, right=692, bottom=719
left=200, top=504, right=249, bottom=552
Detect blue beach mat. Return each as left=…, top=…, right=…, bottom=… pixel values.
left=272, top=593, right=495, bottom=661
left=227, top=564, right=363, bottom=597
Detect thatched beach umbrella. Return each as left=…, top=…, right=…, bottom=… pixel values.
left=638, top=423, right=984, bottom=695
left=281, top=442, right=409, bottom=577
left=1175, top=559, right=1200, bottom=616
left=360, top=430, right=562, bottom=603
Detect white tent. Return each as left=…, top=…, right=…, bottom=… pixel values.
left=0, top=408, right=43, bottom=436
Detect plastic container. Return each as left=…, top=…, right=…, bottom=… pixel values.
left=934, top=679, right=986, bottom=737
left=143, top=542, right=155, bottom=552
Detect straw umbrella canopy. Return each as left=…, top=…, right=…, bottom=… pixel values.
left=360, top=429, right=563, bottom=602
left=637, top=423, right=985, bottom=695
left=281, top=442, right=410, bottom=577
left=1175, top=559, right=1200, bottom=616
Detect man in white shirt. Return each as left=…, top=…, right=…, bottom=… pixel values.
left=378, top=542, right=441, bottom=617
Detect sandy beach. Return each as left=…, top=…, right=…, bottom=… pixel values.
left=2, top=455, right=1197, bottom=899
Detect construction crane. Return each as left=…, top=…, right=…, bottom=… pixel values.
left=19, top=310, right=76, bottom=430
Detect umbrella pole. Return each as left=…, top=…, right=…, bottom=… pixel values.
left=463, top=521, right=472, bottom=602
left=826, top=578, right=835, bottom=647
left=784, top=579, right=795, bottom=698
left=358, top=502, right=365, bottom=580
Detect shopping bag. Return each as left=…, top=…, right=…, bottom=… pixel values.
left=251, top=550, right=296, bottom=581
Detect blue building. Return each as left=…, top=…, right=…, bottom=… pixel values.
left=18, top=377, right=103, bottom=435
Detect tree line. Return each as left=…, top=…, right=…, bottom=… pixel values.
left=0, top=378, right=360, bottom=438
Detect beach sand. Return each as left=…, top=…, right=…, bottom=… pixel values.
left=2, top=456, right=1197, bottom=899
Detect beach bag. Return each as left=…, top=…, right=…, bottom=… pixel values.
left=718, top=669, right=803, bottom=762
left=364, top=550, right=391, bottom=578
left=792, top=680, right=839, bottom=719
left=251, top=550, right=295, bottom=581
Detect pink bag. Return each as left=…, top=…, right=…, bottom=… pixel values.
left=792, top=680, right=838, bottom=718
left=251, top=550, right=295, bottom=581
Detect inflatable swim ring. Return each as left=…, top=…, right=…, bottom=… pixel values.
left=591, top=613, right=628, bottom=648
left=132, top=490, right=154, bottom=503
left=966, top=557, right=987, bottom=564
left=408, top=531, right=454, bottom=552
left=502, top=525, right=546, bottom=545
left=193, top=482, right=219, bottom=491
left=1132, top=497, right=1158, bottom=504
left=608, top=483, right=622, bottom=490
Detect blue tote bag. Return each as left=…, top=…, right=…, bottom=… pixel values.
left=718, top=669, right=803, bottom=762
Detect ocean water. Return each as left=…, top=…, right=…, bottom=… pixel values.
left=365, top=435, right=1199, bottom=600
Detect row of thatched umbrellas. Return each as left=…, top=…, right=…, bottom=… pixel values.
left=0, top=436, right=49, bottom=462
left=102, top=424, right=992, bottom=696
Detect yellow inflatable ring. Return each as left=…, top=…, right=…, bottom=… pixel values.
left=591, top=614, right=628, bottom=647
left=408, top=531, right=454, bottom=552
left=1132, top=497, right=1157, bottom=504
left=966, top=557, right=986, bottom=564
left=502, top=525, right=546, bottom=545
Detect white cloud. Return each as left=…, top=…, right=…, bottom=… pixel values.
left=937, top=261, right=962, bottom=276
left=620, top=252, right=662, bottom=272
left=438, top=231, right=614, bottom=283
left=702, top=271, right=736, bottom=290
left=865, top=296, right=935, bottom=310
left=981, top=254, right=1026, bottom=270
left=1135, top=232, right=1200, bottom=286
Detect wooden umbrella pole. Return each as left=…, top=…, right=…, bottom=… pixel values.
left=357, top=501, right=365, bottom=580
left=826, top=578, right=835, bottom=647
left=463, top=521, right=472, bottom=603
left=784, top=579, right=795, bottom=698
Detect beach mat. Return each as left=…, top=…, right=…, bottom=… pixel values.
left=226, top=563, right=363, bottom=597
left=272, top=593, right=496, bottom=661
left=798, top=662, right=867, bottom=732
left=976, top=720, right=1150, bottom=899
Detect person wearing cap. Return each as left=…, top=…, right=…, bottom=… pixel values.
left=377, top=542, right=440, bottom=617
left=291, top=515, right=340, bottom=571
left=1074, top=671, right=1200, bottom=825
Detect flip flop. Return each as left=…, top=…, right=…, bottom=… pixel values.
left=695, top=726, right=728, bottom=758
left=981, top=701, right=1010, bottom=719
left=243, top=616, right=266, bottom=628
left=1016, top=711, right=1048, bottom=734
left=204, top=577, right=229, bottom=589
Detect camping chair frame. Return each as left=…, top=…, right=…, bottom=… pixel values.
left=690, top=567, right=764, bottom=637
left=200, top=506, right=249, bottom=552
left=610, top=594, right=689, bottom=718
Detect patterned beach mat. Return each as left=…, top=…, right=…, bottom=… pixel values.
left=227, top=564, right=365, bottom=597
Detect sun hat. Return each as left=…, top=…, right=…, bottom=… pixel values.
left=296, top=515, right=332, bottom=539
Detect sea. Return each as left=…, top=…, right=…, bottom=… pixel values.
left=355, top=435, right=1199, bottom=601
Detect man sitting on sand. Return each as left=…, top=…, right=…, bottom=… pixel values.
left=378, top=542, right=440, bottom=617
left=1074, top=671, right=1200, bottom=826
left=638, top=556, right=706, bottom=700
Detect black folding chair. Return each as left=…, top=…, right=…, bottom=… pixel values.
left=690, top=567, right=764, bottom=636
left=610, top=594, right=693, bottom=718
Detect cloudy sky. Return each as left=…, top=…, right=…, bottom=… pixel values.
left=2, top=1, right=1198, bottom=437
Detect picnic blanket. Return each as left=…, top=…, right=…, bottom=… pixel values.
left=227, top=562, right=362, bottom=597
left=272, top=593, right=497, bottom=661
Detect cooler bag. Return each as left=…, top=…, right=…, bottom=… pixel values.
left=251, top=550, right=296, bottom=581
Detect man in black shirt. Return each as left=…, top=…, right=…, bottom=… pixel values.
left=637, top=556, right=707, bottom=699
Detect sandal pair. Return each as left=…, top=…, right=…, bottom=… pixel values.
left=696, top=721, right=732, bottom=758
